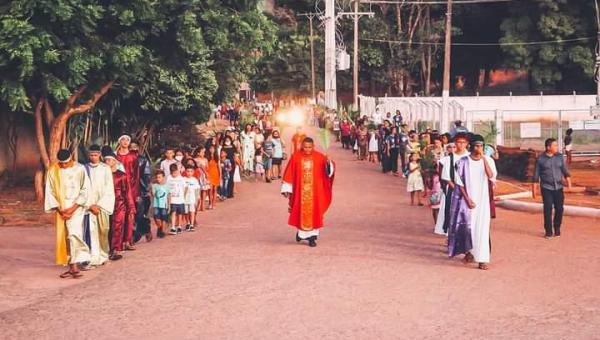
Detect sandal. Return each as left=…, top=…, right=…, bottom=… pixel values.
left=59, top=270, right=72, bottom=279
left=145, top=233, right=153, bottom=243
left=478, top=263, right=489, bottom=270
left=125, top=244, right=136, bottom=251
left=463, top=253, right=475, bottom=264
left=70, top=271, right=83, bottom=278
left=109, top=254, right=123, bottom=261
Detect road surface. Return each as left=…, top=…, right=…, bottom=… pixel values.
left=1, top=132, right=599, bottom=339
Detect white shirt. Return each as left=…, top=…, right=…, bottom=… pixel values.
left=184, top=176, right=200, bottom=204
left=167, top=176, right=187, bottom=205
left=161, top=159, right=177, bottom=177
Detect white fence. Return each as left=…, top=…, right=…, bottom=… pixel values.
left=359, top=94, right=600, bottom=151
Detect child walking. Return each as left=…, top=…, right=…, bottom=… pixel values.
left=183, top=165, right=200, bottom=231
left=219, top=150, right=232, bottom=200
left=368, top=129, right=379, bottom=163
left=407, top=152, right=424, bottom=206
left=151, top=170, right=170, bottom=238
left=166, top=163, right=187, bottom=234
left=160, top=147, right=177, bottom=178
left=206, top=145, right=221, bottom=210
left=193, top=146, right=210, bottom=211
left=255, top=145, right=266, bottom=181
left=427, top=164, right=442, bottom=223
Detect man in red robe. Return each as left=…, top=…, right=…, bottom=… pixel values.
left=115, top=134, right=139, bottom=250
left=103, top=148, right=134, bottom=260
left=281, top=137, right=334, bottom=247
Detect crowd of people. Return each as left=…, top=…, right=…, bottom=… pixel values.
left=44, top=106, right=288, bottom=278
left=43, top=101, right=573, bottom=276
left=327, top=109, right=572, bottom=270
left=326, top=112, right=501, bottom=270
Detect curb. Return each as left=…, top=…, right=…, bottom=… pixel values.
left=495, top=191, right=532, bottom=200
left=496, top=199, right=600, bottom=219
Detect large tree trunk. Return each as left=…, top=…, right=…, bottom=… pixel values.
left=425, top=45, right=432, bottom=96
left=34, top=99, right=50, bottom=168
left=34, top=166, right=45, bottom=203
left=33, top=81, right=115, bottom=200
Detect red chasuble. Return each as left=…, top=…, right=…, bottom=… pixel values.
left=116, top=150, right=139, bottom=244
left=282, top=150, right=334, bottom=230
left=116, top=150, right=140, bottom=201
left=111, top=170, right=135, bottom=251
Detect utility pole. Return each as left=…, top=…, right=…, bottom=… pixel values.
left=441, top=0, right=452, bottom=132
left=338, top=2, right=373, bottom=111
left=353, top=0, right=359, bottom=110
left=591, top=0, right=600, bottom=118
left=595, top=0, right=600, bottom=109
left=324, top=0, right=337, bottom=109
left=298, top=13, right=318, bottom=105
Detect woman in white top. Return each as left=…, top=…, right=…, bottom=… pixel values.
left=368, top=129, right=379, bottom=163
left=240, top=124, right=255, bottom=176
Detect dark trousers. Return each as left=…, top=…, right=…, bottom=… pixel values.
left=399, top=149, right=406, bottom=173
left=541, top=188, right=564, bottom=236
left=227, top=166, right=235, bottom=198
left=389, top=148, right=399, bottom=173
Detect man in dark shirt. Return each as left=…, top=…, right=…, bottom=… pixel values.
left=533, top=138, right=572, bottom=238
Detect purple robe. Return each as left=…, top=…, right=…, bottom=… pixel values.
left=447, top=157, right=473, bottom=257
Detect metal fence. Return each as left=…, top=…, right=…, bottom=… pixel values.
left=467, top=109, right=600, bottom=152
left=359, top=94, right=600, bottom=152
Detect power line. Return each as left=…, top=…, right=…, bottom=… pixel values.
left=360, top=37, right=595, bottom=46
left=360, top=0, right=513, bottom=4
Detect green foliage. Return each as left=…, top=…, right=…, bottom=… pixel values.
left=481, top=121, right=499, bottom=144
left=251, top=5, right=319, bottom=96
left=499, top=0, right=596, bottom=91
left=0, top=0, right=276, bottom=130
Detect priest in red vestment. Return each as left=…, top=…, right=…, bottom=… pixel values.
left=281, top=137, right=334, bottom=247
left=115, top=135, right=139, bottom=250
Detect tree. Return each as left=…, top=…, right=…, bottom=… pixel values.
left=0, top=0, right=276, bottom=198
left=200, top=2, right=277, bottom=102
left=251, top=5, right=322, bottom=96
left=499, top=0, right=596, bottom=92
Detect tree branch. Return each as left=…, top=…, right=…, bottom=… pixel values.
left=67, top=81, right=115, bottom=116
left=65, top=85, right=88, bottom=110
left=43, top=98, right=55, bottom=127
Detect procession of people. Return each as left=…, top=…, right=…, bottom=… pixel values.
left=44, top=105, right=296, bottom=278
left=45, top=103, right=572, bottom=277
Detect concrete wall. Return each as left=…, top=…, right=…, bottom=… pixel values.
left=0, top=115, right=40, bottom=180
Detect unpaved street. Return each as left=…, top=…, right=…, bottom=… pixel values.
left=1, top=138, right=599, bottom=339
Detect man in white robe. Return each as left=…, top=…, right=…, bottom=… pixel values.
left=45, top=149, right=92, bottom=278
left=448, top=134, right=497, bottom=270
left=84, top=145, right=115, bottom=266
left=434, top=134, right=469, bottom=235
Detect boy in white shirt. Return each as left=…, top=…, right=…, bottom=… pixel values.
left=183, top=165, right=201, bottom=231
left=166, top=163, right=187, bottom=234
left=160, top=147, right=177, bottom=178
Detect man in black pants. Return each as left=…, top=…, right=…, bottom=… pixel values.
left=534, top=138, right=572, bottom=239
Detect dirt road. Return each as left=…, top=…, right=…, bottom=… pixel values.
left=1, top=136, right=599, bottom=339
